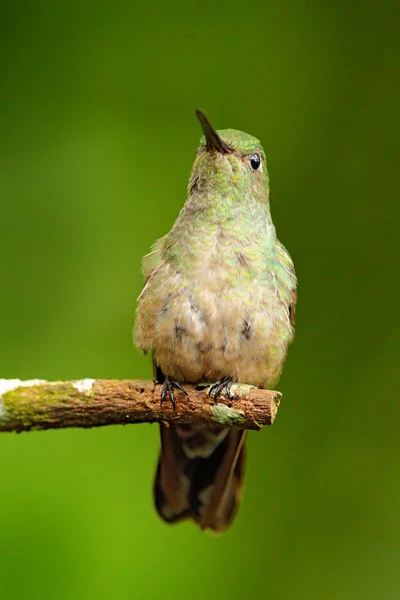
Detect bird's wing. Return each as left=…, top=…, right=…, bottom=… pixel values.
left=274, top=241, right=297, bottom=326
left=136, top=237, right=166, bottom=302
left=142, top=237, right=165, bottom=278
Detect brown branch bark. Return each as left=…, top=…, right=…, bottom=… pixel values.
left=0, top=379, right=281, bottom=433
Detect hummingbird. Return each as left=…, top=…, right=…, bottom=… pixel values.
left=134, top=110, right=297, bottom=532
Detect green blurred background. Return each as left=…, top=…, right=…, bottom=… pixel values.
left=1, top=1, right=399, bottom=599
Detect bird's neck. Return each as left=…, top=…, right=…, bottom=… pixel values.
left=163, top=190, right=277, bottom=271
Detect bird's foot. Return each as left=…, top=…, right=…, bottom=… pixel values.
left=160, top=376, right=188, bottom=409
left=207, top=376, right=235, bottom=401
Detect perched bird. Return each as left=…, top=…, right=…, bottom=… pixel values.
left=134, top=111, right=297, bottom=532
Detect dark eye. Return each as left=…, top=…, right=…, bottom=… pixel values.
left=250, top=153, right=261, bottom=171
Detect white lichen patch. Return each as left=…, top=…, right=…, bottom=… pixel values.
left=0, top=378, right=48, bottom=398
left=72, top=379, right=96, bottom=395
left=211, top=403, right=245, bottom=427
left=229, top=383, right=256, bottom=398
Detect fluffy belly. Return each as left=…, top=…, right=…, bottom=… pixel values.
left=146, top=281, right=293, bottom=389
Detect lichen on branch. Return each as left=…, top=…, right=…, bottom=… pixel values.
left=0, top=378, right=281, bottom=433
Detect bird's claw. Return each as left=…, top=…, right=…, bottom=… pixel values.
left=207, top=376, right=234, bottom=401
left=160, top=376, right=188, bottom=409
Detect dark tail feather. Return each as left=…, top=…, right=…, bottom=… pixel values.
left=154, top=423, right=246, bottom=532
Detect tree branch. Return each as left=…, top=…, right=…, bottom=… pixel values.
left=0, top=378, right=281, bottom=433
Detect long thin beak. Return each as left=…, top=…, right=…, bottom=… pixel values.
left=196, top=110, right=233, bottom=154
